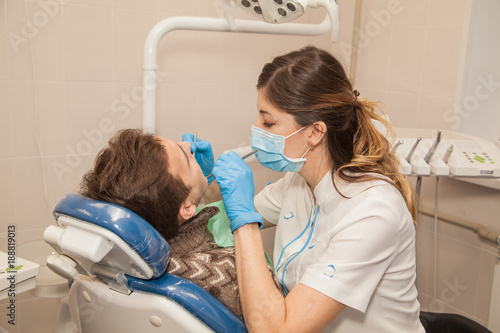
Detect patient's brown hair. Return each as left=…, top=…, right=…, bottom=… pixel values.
left=79, top=129, right=190, bottom=240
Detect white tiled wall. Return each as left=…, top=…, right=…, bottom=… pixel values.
left=414, top=177, right=500, bottom=326
left=356, top=0, right=466, bottom=130
left=1, top=0, right=498, bottom=331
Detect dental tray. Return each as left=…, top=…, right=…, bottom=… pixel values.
left=0, top=252, right=40, bottom=300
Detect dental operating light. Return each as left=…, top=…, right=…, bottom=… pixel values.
left=239, top=0, right=307, bottom=23
left=224, top=0, right=339, bottom=41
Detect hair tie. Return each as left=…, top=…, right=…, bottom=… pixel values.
left=353, top=90, right=360, bottom=100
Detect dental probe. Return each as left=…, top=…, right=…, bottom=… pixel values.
left=424, top=130, right=442, bottom=163
left=240, top=149, right=259, bottom=160
left=206, top=149, right=258, bottom=180
left=442, top=144, right=454, bottom=164
left=406, top=137, right=422, bottom=163
left=392, top=139, right=403, bottom=152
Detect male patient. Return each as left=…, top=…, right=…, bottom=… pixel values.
left=79, top=129, right=283, bottom=318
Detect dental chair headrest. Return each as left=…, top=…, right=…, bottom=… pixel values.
left=52, top=193, right=170, bottom=279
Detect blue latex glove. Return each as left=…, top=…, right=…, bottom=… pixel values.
left=212, top=151, right=263, bottom=233
left=182, top=133, right=215, bottom=183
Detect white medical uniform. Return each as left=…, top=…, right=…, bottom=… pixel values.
left=255, top=171, right=425, bottom=333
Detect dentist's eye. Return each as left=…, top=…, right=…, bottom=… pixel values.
left=263, top=122, right=274, bottom=128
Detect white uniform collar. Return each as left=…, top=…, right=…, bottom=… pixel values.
left=312, top=170, right=394, bottom=206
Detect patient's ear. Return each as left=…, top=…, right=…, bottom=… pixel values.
left=178, top=201, right=197, bottom=224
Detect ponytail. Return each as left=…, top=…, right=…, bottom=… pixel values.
left=337, top=99, right=417, bottom=223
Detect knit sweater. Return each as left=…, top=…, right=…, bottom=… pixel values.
left=166, top=206, right=285, bottom=318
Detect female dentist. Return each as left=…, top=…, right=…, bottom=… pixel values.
left=209, top=46, right=425, bottom=333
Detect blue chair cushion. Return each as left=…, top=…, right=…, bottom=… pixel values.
left=128, top=274, right=247, bottom=332
left=53, top=193, right=170, bottom=278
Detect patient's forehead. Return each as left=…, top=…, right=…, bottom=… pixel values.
left=156, top=136, right=180, bottom=166
left=156, top=136, right=169, bottom=149
left=155, top=136, right=191, bottom=181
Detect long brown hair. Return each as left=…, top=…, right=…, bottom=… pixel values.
left=257, top=46, right=416, bottom=222
left=80, top=129, right=190, bottom=240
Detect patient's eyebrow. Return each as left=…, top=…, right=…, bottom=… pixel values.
left=177, top=144, right=190, bottom=166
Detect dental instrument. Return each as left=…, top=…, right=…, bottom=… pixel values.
left=442, top=144, right=454, bottom=164
left=392, top=139, right=403, bottom=152
left=406, top=137, right=422, bottom=163
left=424, top=130, right=442, bottom=163
left=416, top=131, right=442, bottom=196
left=240, top=149, right=258, bottom=160
left=206, top=149, right=258, bottom=180
left=392, top=140, right=412, bottom=175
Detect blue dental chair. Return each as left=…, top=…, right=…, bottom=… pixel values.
left=44, top=194, right=247, bottom=333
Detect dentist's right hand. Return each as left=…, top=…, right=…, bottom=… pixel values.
left=182, top=133, right=215, bottom=183
left=212, top=151, right=263, bottom=233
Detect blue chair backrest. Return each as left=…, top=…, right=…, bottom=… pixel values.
left=53, top=194, right=247, bottom=333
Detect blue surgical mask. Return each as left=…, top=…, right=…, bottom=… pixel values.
left=251, top=125, right=311, bottom=172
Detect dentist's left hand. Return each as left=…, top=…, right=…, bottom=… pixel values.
left=213, top=151, right=263, bottom=233
left=182, top=133, right=215, bottom=183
